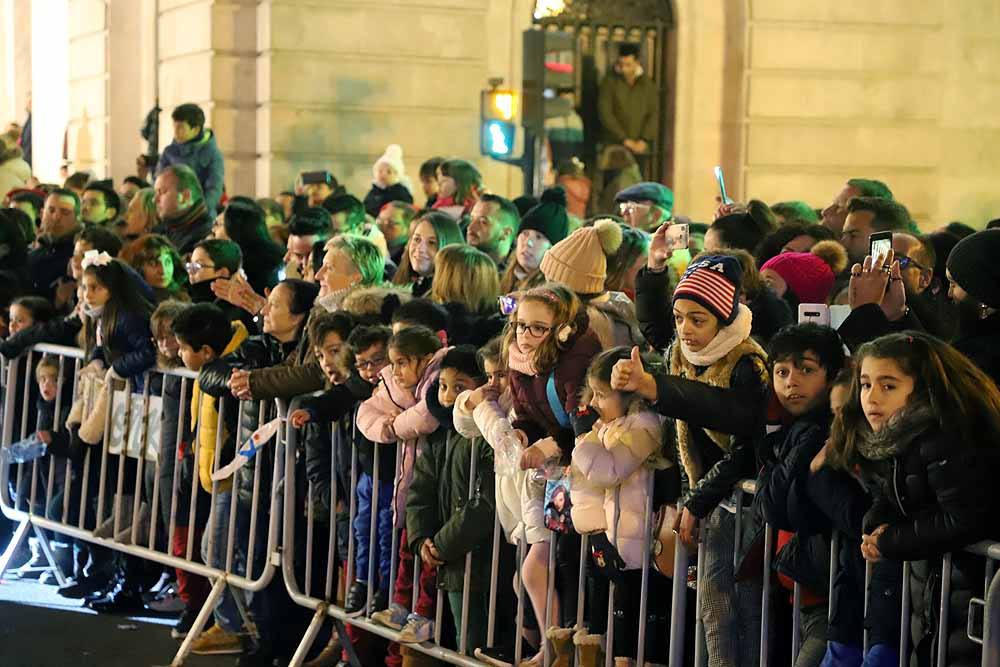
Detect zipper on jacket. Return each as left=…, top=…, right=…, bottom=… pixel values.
left=891, top=459, right=908, bottom=517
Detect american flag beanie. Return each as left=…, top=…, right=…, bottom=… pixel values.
left=672, top=255, right=743, bottom=325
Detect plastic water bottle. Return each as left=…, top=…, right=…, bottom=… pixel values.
left=5, top=433, right=47, bottom=463
left=494, top=432, right=523, bottom=478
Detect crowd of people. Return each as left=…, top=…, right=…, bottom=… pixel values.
left=1, top=100, right=1000, bottom=667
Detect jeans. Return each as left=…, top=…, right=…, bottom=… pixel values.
left=821, top=641, right=900, bottom=667
left=353, top=472, right=394, bottom=588
left=202, top=490, right=242, bottom=632
left=700, top=503, right=762, bottom=667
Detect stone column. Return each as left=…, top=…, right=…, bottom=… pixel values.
left=255, top=0, right=530, bottom=200
left=157, top=0, right=257, bottom=196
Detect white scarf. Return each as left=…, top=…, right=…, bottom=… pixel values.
left=679, top=304, right=753, bottom=367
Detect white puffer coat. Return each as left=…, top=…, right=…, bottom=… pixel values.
left=454, top=389, right=547, bottom=545
left=570, top=410, right=666, bottom=569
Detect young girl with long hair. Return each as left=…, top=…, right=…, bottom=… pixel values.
left=431, top=159, right=482, bottom=220
left=828, top=332, right=1000, bottom=667
left=499, top=282, right=601, bottom=664
left=121, top=234, right=189, bottom=302
left=391, top=211, right=463, bottom=297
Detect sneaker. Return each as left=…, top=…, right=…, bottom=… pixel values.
left=189, top=624, right=244, bottom=655
left=344, top=580, right=368, bottom=617
left=58, top=574, right=110, bottom=599
left=397, top=614, right=433, bottom=644
left=171, top=607, right=197, bottom=640
left=147, top=584, right=185, bottom=613
left=370, top=602, right=408, bottom=630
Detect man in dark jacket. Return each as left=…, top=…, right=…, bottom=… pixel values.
left=945, top=229, right=1000, bottom=385
left=27, top=189, right=81, bottom=301
left=153, top=164, right=213, bottom=256
left=598, top=42, right=659, bottom=176
left=156, top=103, right=225, bottom=218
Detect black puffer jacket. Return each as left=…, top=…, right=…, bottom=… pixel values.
left=952, top=311, right=1000, bottom=386
left=861, top=406, right=1000, bottom=667
left=440, top=302, right=505, bottom=348
left=746, top=410, right=834, bottom=597
left=199, top=334, right=297, bottom=507
left=650, top=354, right=769, bottom=518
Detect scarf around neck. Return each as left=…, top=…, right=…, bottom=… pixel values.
left=163, top=200, right=208, bottom=231
left=506, top=337, right=540, bottom=377
left=679, top=304, right=753, bottom=366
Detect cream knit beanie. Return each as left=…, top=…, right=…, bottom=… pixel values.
left=540, top=219, right=623, bottom=294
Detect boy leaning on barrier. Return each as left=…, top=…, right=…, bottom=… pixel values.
left=288, top=318, right=395, bottom=665
left=172, top=302, right=249, bottom=657
left=735, top=324, right=846, bottom=667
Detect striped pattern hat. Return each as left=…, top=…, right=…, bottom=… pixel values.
left=672, top=255, right=742, bottom=325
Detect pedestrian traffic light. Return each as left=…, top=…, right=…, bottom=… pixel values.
left=481, top=88, right=518, bottom=158
left=522, top=29, right=576, bottom=134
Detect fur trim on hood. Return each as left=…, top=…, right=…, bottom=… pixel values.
left=857, top=401, right=937, bottom=462
left=341, top=284, right=412, bottom=323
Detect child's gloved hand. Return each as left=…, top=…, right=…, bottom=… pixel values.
left=289, top=409, right=312, bottom=429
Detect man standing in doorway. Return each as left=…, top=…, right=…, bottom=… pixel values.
left=598, top=42, right=659, bottom=177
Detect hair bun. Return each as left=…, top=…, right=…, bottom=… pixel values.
left=594, top=219, right=623, bottom=256
left=539, top=186, right=567, bottom=208
left=810, top=239, right=848, bottom=275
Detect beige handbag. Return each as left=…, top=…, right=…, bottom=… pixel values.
left=651, top=504, right=679, bottom=576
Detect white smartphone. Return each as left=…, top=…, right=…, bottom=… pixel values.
left=798, top=303, right=831, bottom=326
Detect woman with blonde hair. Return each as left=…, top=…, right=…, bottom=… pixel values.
left=430, top=244, right=504, bottom=345
left=117, top=187, right=159, bottom=242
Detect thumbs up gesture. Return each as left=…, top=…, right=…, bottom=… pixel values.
left=611, top=346, right=658, bottom=401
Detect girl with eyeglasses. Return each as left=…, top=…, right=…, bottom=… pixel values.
left=495, top=282, right=601, bottom=665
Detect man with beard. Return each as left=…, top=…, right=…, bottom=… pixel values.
left=945, top=229, right=1000, bottom=384
left=892, top=232, right=958, bottom=340
left=465, top=194, right=519, bottom=270
left=820, top=178, right=893, bottom=237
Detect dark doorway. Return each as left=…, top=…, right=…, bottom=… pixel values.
left=532, top=0, right=676, bottom=212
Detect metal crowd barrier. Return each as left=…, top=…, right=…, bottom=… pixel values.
left=3, top=344, right=1000, bottom=667
left=0, top=344, right=287, bottom=667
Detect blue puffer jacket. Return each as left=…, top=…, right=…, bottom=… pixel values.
left=156, top=129, right=226, bottom=218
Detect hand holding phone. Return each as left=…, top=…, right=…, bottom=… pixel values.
left=869, top=231, right=893, bottom=269
left=798, top=303, right=831, bottom=326
left=666, top=223, right=689, bottom=252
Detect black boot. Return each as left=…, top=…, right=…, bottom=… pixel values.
left=86, top=570, right=144, bottom=613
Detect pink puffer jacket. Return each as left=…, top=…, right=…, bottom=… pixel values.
left=357, top=347, right=448, bottom=517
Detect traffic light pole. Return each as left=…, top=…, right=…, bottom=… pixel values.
left=483, top=128, right=537, bottom=197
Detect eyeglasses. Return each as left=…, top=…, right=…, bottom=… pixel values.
left=185, top=261, right=215, bottom=274
left=897, top=256, right=926, bottom=272
left=618, top=201, right=651, bottom=215
left=514, top=321, right=553, bottom=338
left=355, top=356, right=387, bottom=371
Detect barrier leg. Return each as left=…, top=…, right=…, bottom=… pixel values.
left=0, top=518, right=30, bottom=578
left=288, top=605, right=327, bottom=667
left=172, top=576, right=227, bottom=666
left=760, top=524, right=774, bottom=667
left=668, top=526, right=688, bottom=667
left=937, top=554, right=952, bottom=667
left=983, top=567, right=1000, bottom=667
left=32, top=523, right=67, bottom=586
left=900, top=561, right=911, bottom=663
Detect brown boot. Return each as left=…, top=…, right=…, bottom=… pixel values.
left=303, top=632, right=342, bottom=667
left=574, top=629, right=605, bottom=667
left=400, top=644, right=446, bottom=667
left=547, top=626, right=575, bottom=667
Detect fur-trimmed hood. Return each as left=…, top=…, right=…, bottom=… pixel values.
left=340, top=284, right=412, bottom=324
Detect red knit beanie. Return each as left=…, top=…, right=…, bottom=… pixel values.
left=761, top=252, right=835, bottom=304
